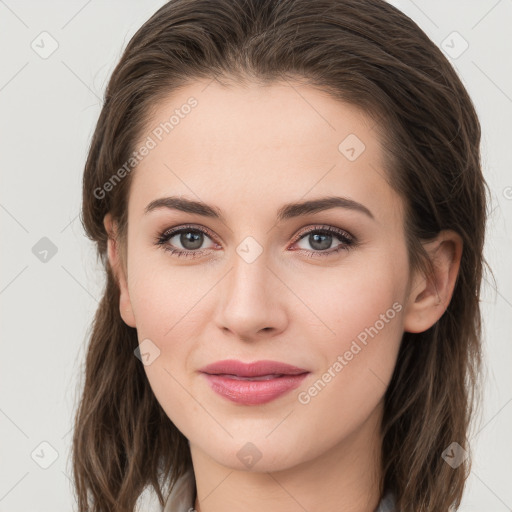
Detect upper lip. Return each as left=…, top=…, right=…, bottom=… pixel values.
left=199, top=359, right=309, bottom=377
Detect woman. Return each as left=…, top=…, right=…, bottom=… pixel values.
left=73, top=0, right=489, bottom=510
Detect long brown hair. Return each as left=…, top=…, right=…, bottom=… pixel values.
left=74, top=0, right=489, bottom=510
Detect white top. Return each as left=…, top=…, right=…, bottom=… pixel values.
left=162, top=468, right=396, bottom=512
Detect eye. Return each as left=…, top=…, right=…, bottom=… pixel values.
left=154, top=224, right=357, bottom=259
left=154, top=225, right=219, bottom=259
left=291, top=225, right=356, bottom=257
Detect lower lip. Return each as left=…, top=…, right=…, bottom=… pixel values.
left=202, top=373, right=309, bottom=405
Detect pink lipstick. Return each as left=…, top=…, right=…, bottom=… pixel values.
left=199, top=359, right=309, bottom=405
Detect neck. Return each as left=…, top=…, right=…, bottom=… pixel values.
left=190, top=402, right=384, bottom=512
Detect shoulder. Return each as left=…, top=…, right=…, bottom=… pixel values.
left=375, top=490, right=396, bottom=512
left=162, top=468, right=196, bottom=512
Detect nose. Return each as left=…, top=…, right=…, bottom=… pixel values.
left=213, top=248, right=289, bottom=342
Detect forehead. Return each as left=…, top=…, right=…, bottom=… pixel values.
left=128, top=79, right=402, bottom=225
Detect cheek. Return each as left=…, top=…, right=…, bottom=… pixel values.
left=127, top=247, right=206, bottom=340
left=293, top=254, right=406, bottom=408
left=125, top=252, right=210, bottom=419
left=293, top=251, right=406, bottom=346
left=128, top=266, right=202, bottom=432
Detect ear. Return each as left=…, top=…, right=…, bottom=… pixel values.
left=403, top=230, right=463, bottom=333
left=103, top=213, right=137, bottom=328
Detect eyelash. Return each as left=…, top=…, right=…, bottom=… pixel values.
left=153, top=224, right=357, bottom=259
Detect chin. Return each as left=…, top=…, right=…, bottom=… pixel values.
left=195, top=433, right=317, bottom=473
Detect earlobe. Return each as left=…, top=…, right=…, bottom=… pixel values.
left=103, top=213, right=137, bottom=328
left=403, top=230, right=463, bottom=334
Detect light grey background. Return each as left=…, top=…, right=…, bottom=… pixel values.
left=0, top=1, right=511, bottom=510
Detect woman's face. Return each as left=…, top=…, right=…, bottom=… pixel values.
left=112, top=79, right=414, bottom=472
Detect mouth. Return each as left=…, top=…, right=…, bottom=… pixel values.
left=210, top=373, right=290, bottom=381
left=199, top=360, right=310, bottom=405
left=199, top=359, right=309, bottom=377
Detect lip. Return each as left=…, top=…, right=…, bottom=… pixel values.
left=199, top=359, right=310, bottom=405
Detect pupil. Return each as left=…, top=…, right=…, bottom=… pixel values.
left=181, top=231, right=203, bottom=250
left=310, top=233, right=331, bottom=251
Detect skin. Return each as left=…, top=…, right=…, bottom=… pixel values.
left=104, top=78, right=462, bottom=512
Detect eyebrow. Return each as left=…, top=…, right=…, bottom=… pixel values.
left=144, top=195, right=374, bottom=221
